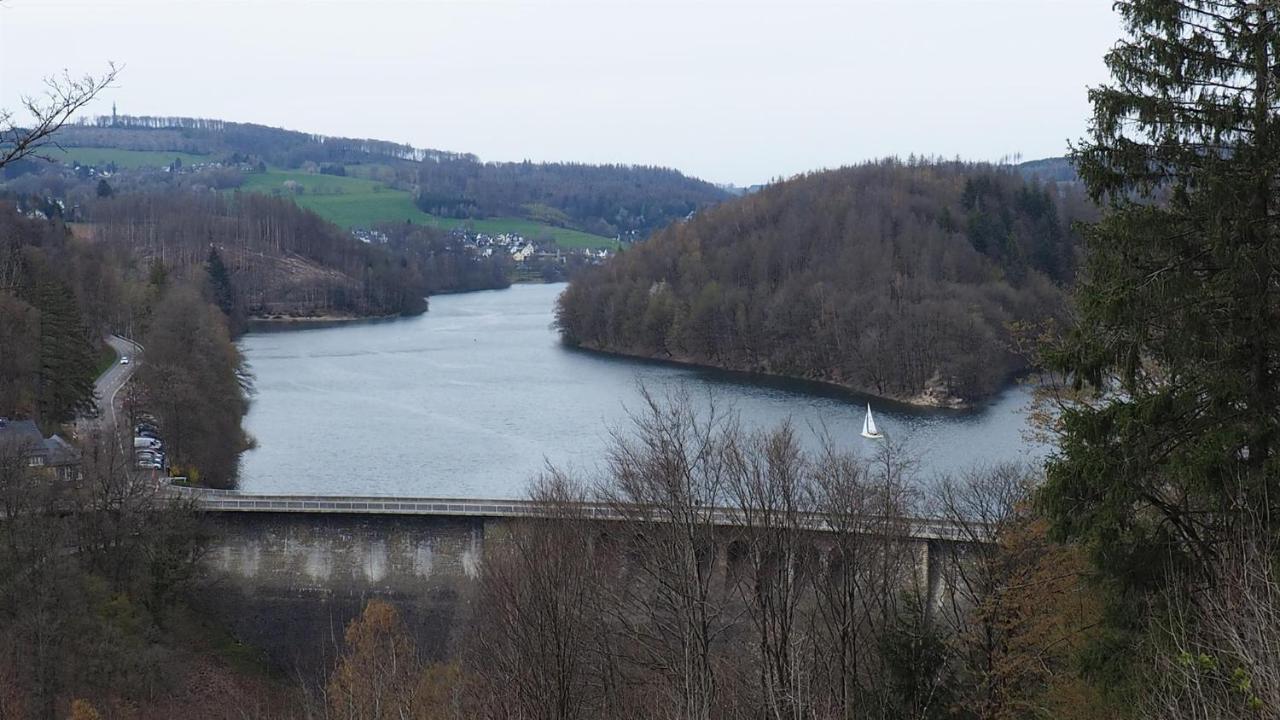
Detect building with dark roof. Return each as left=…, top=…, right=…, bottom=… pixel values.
left=0, top=418, right=82, bottom=480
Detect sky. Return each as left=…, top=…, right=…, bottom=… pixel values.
left=0, top=0, right=1120, bottom=186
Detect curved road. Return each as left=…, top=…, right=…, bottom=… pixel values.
left=88, top=335, right=142, bottom=431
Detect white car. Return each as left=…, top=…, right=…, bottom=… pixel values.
left=120, top=356, right=130, bottom=365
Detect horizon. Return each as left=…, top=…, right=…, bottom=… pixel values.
left=1, top=0, right=1119, bottom=187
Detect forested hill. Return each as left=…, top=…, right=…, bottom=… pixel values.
left=51, top=116, right=730, bottom=238
left=87, top=191, right=434, bottom=324
left=1015, top=156, right=1079, bottom=185
left=556, top=160, right=1091, bottom=406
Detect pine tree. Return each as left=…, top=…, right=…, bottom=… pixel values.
left=1042, top=0, right=1280, bottom=652
left=28, top=276, right=96, bottom=425
left=205, top=245, right=234, bottom=318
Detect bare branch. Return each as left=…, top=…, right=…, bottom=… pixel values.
left=0, top=63, right=119, bottom=170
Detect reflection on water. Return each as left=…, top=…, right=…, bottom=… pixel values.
left=238, top=283, right=1048, bottom=498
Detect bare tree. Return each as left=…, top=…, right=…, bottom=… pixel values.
left=805, top=439, right=921, bottom=719
left=723, top=423, right=816, bottom=719
left=71, top=428, right=160, bottom=585
left=468, top=471, right=606, bottom=720
left=596, top=386, right=734, bottom=720
left=0, top=429, right=80, bottom=718
left=1143, top=530, right=1280, bottom=719
left=0, top=64, right=119, bottom=170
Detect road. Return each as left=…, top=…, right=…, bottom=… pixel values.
left=164, top=487, right=979, bottom=542
left=88, top=335, right=142, bottom=431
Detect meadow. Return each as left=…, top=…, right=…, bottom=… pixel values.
left=240, top=170, right=618, bottom=249
left=55, top=149, right=618, bottom=249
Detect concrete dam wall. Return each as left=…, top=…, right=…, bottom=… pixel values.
left=191, top=498, right=968, bottom=680
left=195, top=512, right=496, bottom=678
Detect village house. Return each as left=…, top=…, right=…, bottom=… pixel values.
left=0, top=418, right=81, bottom=481
left=510, top=243, right=536, bottom=262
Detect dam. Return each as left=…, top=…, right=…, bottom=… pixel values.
left=188, top=489, right=980, bottom=677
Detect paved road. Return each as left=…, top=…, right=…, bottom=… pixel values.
left=164, top=487, right=979, bottom=542
left=87, top=335, right=142, bottom=431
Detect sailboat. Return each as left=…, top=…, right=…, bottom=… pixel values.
left=860, top=403, right=884, bottom=439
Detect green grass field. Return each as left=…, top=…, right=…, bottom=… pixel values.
left=241, top=169, right=618, bottom=249
left=47, top=147, right=618, bottom=250
left=49, top=146, right=210, bottom=169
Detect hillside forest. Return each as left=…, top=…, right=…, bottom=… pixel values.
left=87, top=191, right=430, bottom=324
left=557, top=159, right=1092, bottom=405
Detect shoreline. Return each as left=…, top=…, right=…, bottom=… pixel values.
left=567, top=342, right=976, bottom=411
left=250, top=313, right=401, bottom=323
left=246, top=311, right=411, bottom=332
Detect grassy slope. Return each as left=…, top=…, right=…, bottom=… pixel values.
left=49, top=146, right=211, bottom=169
left=241, top=170, right=617, bottom=248
left=53, top=148, right=619, bottom=249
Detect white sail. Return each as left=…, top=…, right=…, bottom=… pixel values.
left=861, top=403, right=883, bottom=439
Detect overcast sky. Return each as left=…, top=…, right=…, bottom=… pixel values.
left=1, top=0, right=1119, bottom=186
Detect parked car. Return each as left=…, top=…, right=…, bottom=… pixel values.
left=134, top=437, right=162, bottom=450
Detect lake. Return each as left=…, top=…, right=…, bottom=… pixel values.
left=238, top=282, right=1048, bottom=497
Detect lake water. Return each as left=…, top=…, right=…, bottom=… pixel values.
left=238, top=283, right=1048, bottom=498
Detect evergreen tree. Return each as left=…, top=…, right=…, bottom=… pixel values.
left=95, top=178, right=112, bottom=198
left=27, top=275, right=96, bottom=425
left=205, top=245, right=234, bottom=318
left=1042, top=0, right=1280, bottom=659
left=147, top=259, right=167, bottom=290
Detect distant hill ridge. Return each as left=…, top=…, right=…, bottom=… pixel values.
left=58, top=115, right=730, bottom=239
left=1014, top=156, right=1079, bottom=185
left=67, top=114, right=477, bottom=163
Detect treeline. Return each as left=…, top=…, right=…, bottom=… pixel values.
left=137, top=283, right=252, bottom=487
left=66, top=116, right=472, bottom=165
left=88, top=191, right=428, bottom=322
left=414, top=160, right=729, bottom=237
left=557, top=160, right=1090, bottom=405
